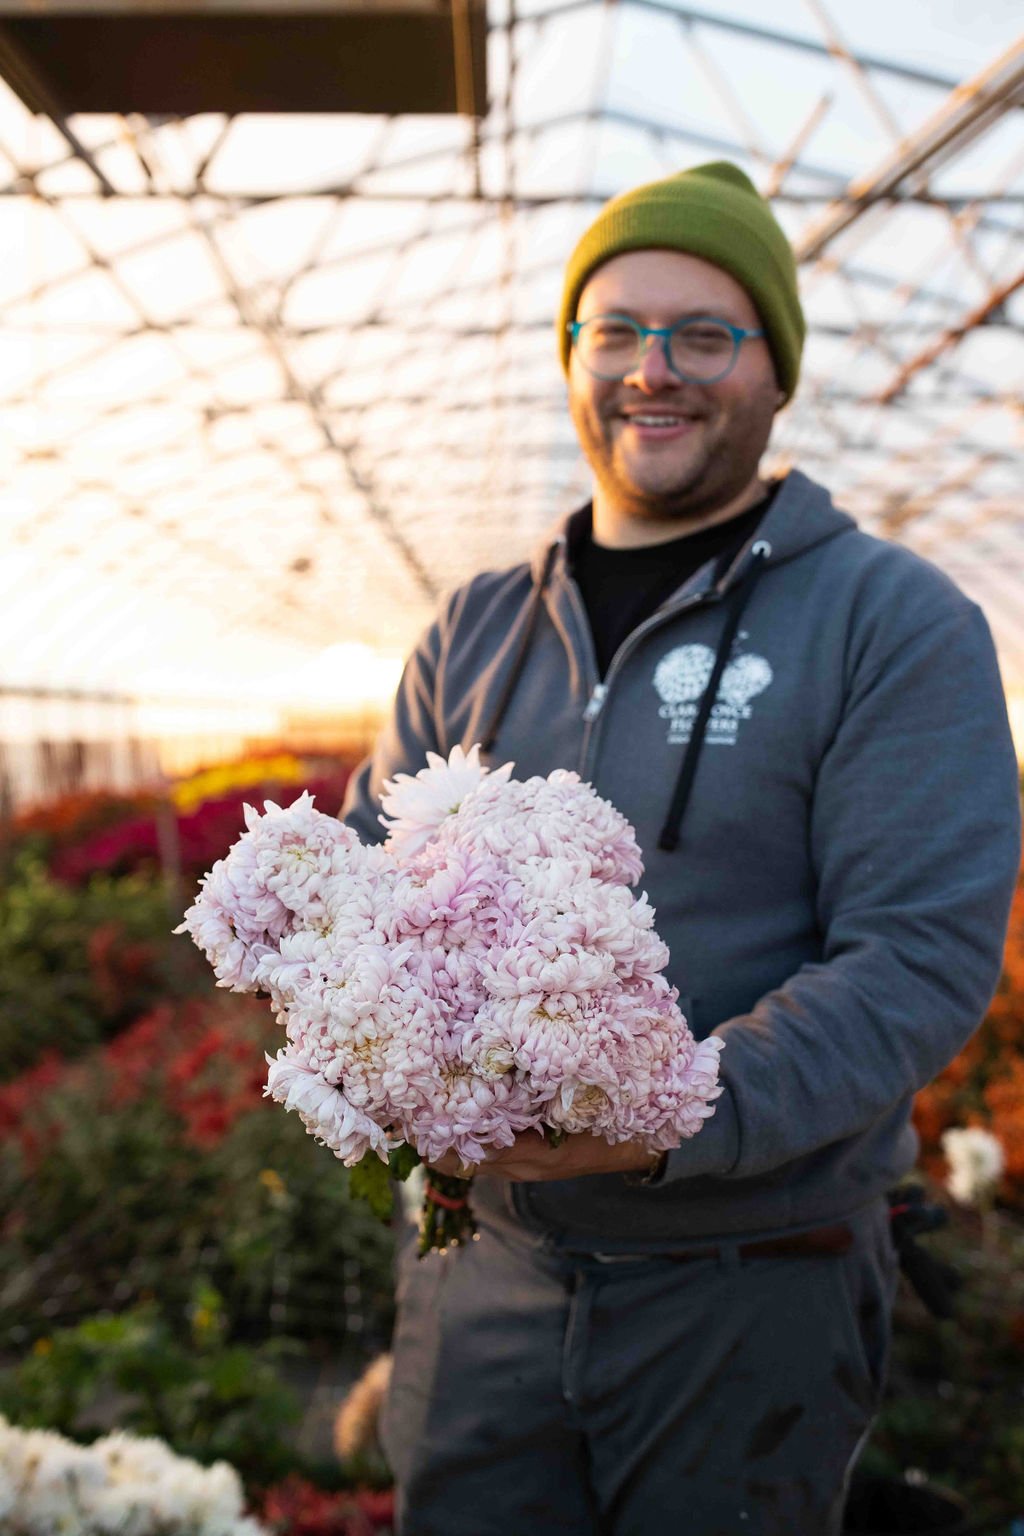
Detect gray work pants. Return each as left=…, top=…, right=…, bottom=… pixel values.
left=382, top=1195, right=899, bottom=1536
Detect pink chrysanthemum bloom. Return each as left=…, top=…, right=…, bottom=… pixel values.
left=249, top=791, right=359, bottom=918
left=402, top=940, right=489, bottom=1027
left=437, top=769, right=643, bottom=887
left=298, top=943, right=450, bottom=1122
left=386, top=843, right=521, bottom=951
left=254, top=928, right=334, bottom=1010
left=515, top=877, right=669, bottom=982
left=176, top=792, right=359, bottom=990
left=320, top=843, right=399, bottom=949
left=623, top=1035, right=726, bottom=1149
left=464, top=991, right=622, bottom=1098
left=380, top=743, right=513, bottom=857
left=547, top=1077, right=621, bottom=1137
left=480, top=939, right=617, bottom=1003
left=180, top=746, right=724, bottom=1200
left=400, top=1065, right=539, bottom=1165
left=265, top=1051, right=389, bottom=1164
left=175, top=840, right=290, bottom=992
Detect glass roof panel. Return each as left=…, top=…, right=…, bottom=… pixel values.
left=0, top=0, right=1020, bottom=744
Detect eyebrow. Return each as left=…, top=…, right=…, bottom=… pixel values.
left=582, top=307, right=743, bottom=325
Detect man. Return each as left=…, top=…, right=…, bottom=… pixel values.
left=342, top=162, right=1021, bottom=1535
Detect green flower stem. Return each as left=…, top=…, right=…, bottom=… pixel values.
left=418, top=1172, right=477, bottom=1257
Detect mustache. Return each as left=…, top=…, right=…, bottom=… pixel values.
left=614, top=402, right=709, bottom=417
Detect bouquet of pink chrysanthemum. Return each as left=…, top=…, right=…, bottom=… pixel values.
left=176, top=746, right=723, bottom=1252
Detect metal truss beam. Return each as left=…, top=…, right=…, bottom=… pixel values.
left=794, top=37, right=1024, bottom=262
left=876, top=267, right=1024, bottom=405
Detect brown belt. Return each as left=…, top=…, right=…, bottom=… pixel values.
left=589, top=1221, right=855, bottom=1266
left=665, top=1221, right=855, bottom=1265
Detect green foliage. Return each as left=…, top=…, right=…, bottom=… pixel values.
left=389, top=1144, right=422, bottom=1183
left=349, top=1145, right=422, bottom=1224
left=0, top=852, right=208, bottom=1081
left=349, top=1153, right=395, bottom=1223
left=0, top=1286, right=300, bottom=1481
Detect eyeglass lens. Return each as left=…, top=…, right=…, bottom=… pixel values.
left=577, top=317, right=738, bottom=380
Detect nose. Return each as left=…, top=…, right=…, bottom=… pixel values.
left=623, top=333, right=677, bottom=392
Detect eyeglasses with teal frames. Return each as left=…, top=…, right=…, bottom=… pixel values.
left=567, top=313, right=765, bottom=384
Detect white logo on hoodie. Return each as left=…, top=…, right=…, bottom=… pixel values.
left=653, top=639, right=773, bottom=746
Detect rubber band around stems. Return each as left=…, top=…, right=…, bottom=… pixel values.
left=424, top=1183, right=469, bottom=1212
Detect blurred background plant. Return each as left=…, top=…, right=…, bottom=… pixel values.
left=0, top=1285, right=301, bottom=1482
left=862, top=1198, right=1024, bottom=1529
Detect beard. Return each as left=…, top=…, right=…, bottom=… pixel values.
left=571, top=376, right=780, bottom=527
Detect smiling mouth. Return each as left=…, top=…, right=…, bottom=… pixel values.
left=625, top=414, right=693, bottom=426
left=620, top=413, right=702, bottom=433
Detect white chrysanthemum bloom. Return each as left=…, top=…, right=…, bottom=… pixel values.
left=0, top=1467, right=14, bottom=1524
left=85, top=1485, right=155, bottom=1536
left=94, top=1431, right=172, bottom=1490
left=942, top=1126, right=1005, bottom=1205
left=146, top=1456, right=245, bottom=1530
left=11, top=1423, right=103, bottom=1510
left=380, top=743, right=513, bottom=856
left=0, top=1420, right=268, bottom=1536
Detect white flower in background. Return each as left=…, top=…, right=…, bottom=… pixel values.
left=380, top=743, right=512, bottom=856
left=0, top=1416, right=268, bottom=1534
left=941, top=1126, right=1005, bottom=1205
left=0, top=1465, right=15, bottom=1524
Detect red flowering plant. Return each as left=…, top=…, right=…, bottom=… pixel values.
left=0, top=853, right=202, bottom=1083
left=48, top=767, right=354, bottom=888
left=256, top=1478, right=394, bottom=1536
left=8, top=787, right=158, bottom=865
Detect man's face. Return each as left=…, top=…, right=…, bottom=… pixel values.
left=568, top=248, right=782, bottom=525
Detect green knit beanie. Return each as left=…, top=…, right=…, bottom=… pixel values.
left=558, top=160, right=805, bottom=401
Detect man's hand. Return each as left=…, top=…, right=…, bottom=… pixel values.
left=428, top=1130, right=664, bottom=1183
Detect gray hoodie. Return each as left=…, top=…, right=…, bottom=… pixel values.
left=342, top=469, right=1021, bottom=1248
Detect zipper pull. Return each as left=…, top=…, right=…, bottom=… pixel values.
left=583, top=683, right=608, bottom=722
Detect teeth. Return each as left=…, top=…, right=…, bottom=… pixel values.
left=630, top=416, right=689, bottom=426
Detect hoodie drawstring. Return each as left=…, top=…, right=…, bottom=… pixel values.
left=657, top=540, right=771, bottom=853
left=479, top=536, right=772, bottom=856
left=478, top=541, right=559, bottom=755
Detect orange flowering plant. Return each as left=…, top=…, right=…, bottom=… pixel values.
left=913, top=832, right=1024, bottom=1202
